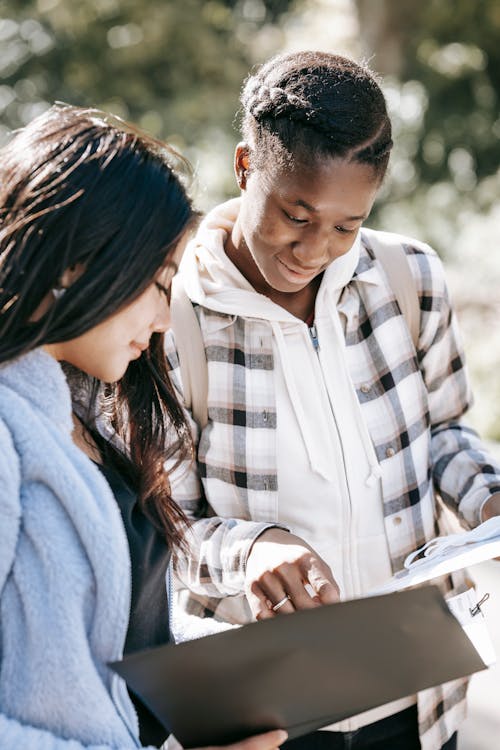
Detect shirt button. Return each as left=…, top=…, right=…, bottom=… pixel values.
left=360, top=383, right=371, bottom=394
left=393, top=516, right=402, bottom=526
left=386, top=447, right=395, bottom=458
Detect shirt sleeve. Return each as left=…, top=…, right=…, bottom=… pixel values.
left=165, top=329, right=285, bottom=597
left=410, top=245, right=500, bottom=527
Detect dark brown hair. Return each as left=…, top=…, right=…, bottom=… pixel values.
left=0, top=104, right=197, bottom=549
left=240, top=50, right=393, bottom=178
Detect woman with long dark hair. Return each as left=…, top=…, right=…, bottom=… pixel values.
left=0, top=104, right=287, bottom=750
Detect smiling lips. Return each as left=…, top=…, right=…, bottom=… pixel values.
left=277, top=256, right=322, bottom=281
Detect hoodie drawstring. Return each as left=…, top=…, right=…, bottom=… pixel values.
left=270, top=321, right=333, bottom=481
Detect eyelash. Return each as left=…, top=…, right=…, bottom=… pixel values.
left=284, top=211, right=356, bottom=234
left=284, top=211, right=307, bottom=225
left=155, top=281, right=171, bottom=302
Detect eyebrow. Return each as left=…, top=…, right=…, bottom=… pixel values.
left=289, top=198, right=368, bottom=221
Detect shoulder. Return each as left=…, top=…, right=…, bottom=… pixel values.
left=361, top=226, right=434, bottom=256
left=360, top=226, right=448, bottom=296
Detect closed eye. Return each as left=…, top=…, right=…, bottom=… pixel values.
left=155, top=281, right=171, bottom=303
left=334, top=225, right=356, bottom=234
left=284, top=210, right=308, bottom=225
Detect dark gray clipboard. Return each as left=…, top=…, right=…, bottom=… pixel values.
left=111, top=586, right=485, bottom=748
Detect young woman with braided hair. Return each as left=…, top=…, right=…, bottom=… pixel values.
left=168, top=51, right=500, bottom=750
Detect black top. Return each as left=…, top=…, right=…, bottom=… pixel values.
left=97, top=462, right=171, bottom=748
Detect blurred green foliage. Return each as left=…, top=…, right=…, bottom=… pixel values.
left=414, top=8, right=499, bottom=188
left=353, top=0, right=500, bottom=440
left=1, top=0, right=500, bottom=437
left=355, top=0, right=500, bottom=250
left=1, top=0, right=498, bottom=214
left=0, top=0, right=292, bottom=200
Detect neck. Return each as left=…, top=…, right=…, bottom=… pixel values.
left=265, top=277, right=322, bottom=321
left=72, top=413, right=103, bottom=465
left=225, top=225, right=321, bottom=322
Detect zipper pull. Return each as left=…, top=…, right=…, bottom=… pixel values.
left=309, top=324, right=320, bottom=351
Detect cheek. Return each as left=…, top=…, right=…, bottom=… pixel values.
left=55, top=335, right=115, bottom=380
left=118, top=290, right=157, bottom=330
left=242, top=190, right=278, bottom=242
left=245, top=210, right=286, bottom=254
left=337, top=232, right=360, bottom=255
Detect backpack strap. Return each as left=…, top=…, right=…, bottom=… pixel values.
left=170, top=235, right=420, bottom=430
left=368, top=234, right=420, bottom=349
left=170, top=275, right=208, bottom=429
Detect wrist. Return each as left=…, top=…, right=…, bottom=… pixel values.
left=245, top=525, right=290, bottom=565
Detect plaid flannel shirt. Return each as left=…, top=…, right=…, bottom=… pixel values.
left=166, top=228, right=500, bottom=750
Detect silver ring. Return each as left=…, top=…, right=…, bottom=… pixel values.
left=272, top=594, right=291, bottom=612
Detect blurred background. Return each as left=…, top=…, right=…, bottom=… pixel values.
left=1, top=0, right=499, bottom=438
left=1, top=0, right=499, bottom=746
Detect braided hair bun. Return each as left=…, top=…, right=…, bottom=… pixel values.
left=240, top=50, right=392, bottom=176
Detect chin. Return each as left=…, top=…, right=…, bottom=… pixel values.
left=265, top=267, right=311, bottom=294
left=271, top=277, right=309, bottom=294
left=107, top=366, right=129, bottom=383
left=88, top=363, right=128, bottom=384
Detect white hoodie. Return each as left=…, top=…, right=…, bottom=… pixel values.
left=180, top=199, right=415, bottom=730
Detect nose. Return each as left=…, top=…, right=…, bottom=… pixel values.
left=291, top=226, right=332, bottom=267
left=152, top=297, right=171, bottom=334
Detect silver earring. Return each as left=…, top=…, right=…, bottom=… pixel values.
left=52, top=286, right=66, bottom=300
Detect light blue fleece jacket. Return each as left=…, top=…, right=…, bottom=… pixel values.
left=0, top=349, right=156, bottom=749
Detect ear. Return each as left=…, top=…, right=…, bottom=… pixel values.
left=234, top=142, right=251, bottom=191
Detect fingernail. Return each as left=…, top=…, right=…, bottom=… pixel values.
left=277, top=730, right=288, bottom=743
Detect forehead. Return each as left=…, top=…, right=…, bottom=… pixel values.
left=258, top=156, right=380, bottom=216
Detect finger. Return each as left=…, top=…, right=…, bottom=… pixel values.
left=300, top=559, right=340, bottom=603
left=266, top=563, right=319, bottom=611
left=284, top=579, right=320, bottom=610
left=252, top=573, right=295, bottom=616
left=251, top=589, right=294, bottom=618
left=209, top=728, right=288, bottom=750
left=258, top=566, right=322, bottom=613
left=309, top=576, right=340, bottom=604
left=315, top=581, right=339, bottom=603
left=248, top=591, right=274, bottom=620
left=245, top=581, right=279, bottom=620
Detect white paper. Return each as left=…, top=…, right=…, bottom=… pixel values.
left=446, top=589, right=496, bottom=667
left=370, top=518, right=499, bottom=668
left=372, top=517, right=500, bottom=595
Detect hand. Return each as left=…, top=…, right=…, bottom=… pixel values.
left=481, top=492, right=500, bottom=560
left=245, top=528, right=340, bottom=620
left=197, top=729, right=288, bottom=750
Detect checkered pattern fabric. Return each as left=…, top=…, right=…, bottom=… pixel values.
left=166, top=229, right=500, bottom=750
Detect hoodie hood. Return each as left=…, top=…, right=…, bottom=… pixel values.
left=179, top=198, right=380, bottom=486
